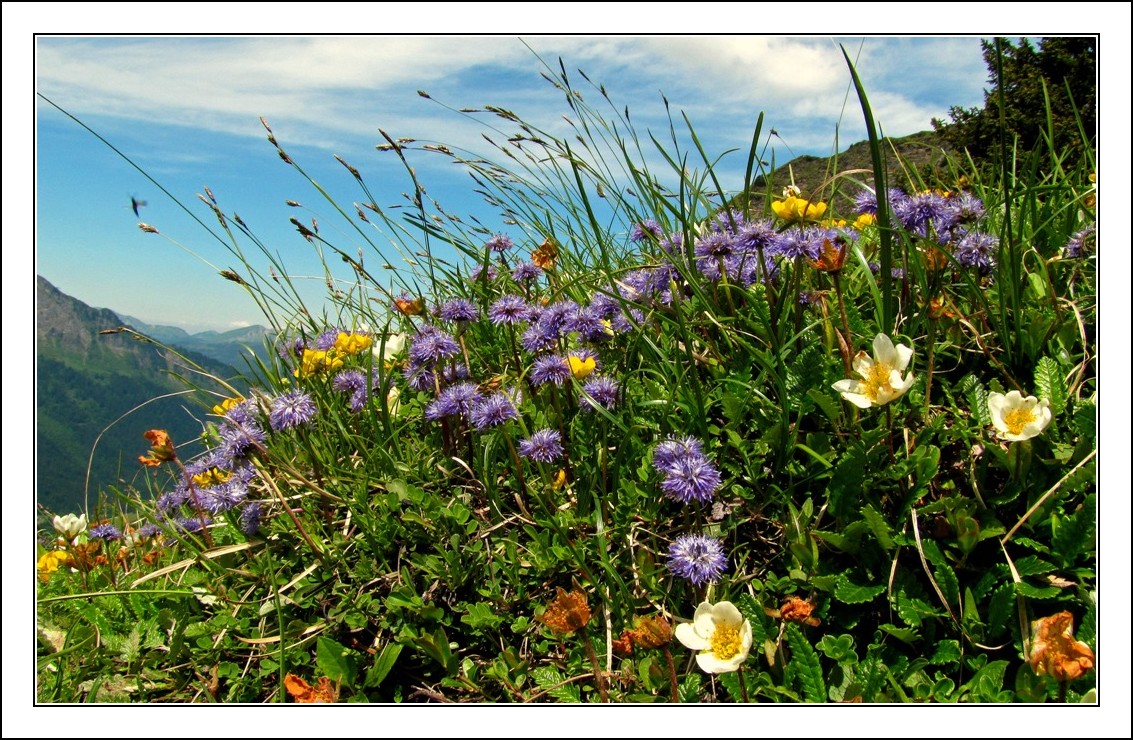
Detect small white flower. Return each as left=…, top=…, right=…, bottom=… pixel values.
left=674, top=600, right=753, bottom=674
left=52, top=513, right=87, bottom=541
left=988, top=390, right=1052, bottom=441
left=832, top=333, right=915, bottom=408
left=373, top=333, right=407, bottom=362
left=386, top=386, right=401, bottom=418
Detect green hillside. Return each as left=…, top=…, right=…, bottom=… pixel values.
left=35, top=276, right=236, bottom=518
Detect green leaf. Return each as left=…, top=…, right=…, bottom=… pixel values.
left=460, top=602, right=505, bottom=631
left=879, top=624, right=919, bottom=644
left=826, top=440, right=869, bottom=520
left=807, top=387, right=842, bottom=423
left=364, top=642, right=403, bottom=689
left=1073, top=402, right=1096, bottom=442
left=920, top=539, right=959, bottom=607
left=959, top=374, right=992, bottom=426
left=1012, top=555, right=1056, bottom=577
left=834, top=573, right=886, bottom=604
left=816, top=634, right=856, bottom=663
left=317, top=636, right=360, bottom=690
left=532, top=666, right=581, bottom=702
left=987, top=583, right=1016, bottom=640
left=965, top=660, right=1010, bottom=702
left=784, top=623, right=826, bottom=702
left=929, top=639, right=962, bottom=665
left=678, top=673, right=703, bottom=703
left=734, top=594, right=768, bottom=647
left=860, top=505, right=894, bottom=550
left=1046, top=494, right=1092, bottom=562
left=1015, top=582, right=1062, bottom=599
left=894, top=593, right=943, bottom=628
left=1034, top=356, right=1068, bottom=416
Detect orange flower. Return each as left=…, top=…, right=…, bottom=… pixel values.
left=766, top=596, right=822, bottom=627
left=394, top=295, right=425, bottom=316
left=539, top=587, right=591, bottom=635
left=1029, top=611, right=1095, bottom=682
left=531, top=237, right=559, bottom=270
left=284, top=674, right=339, bottom=703
left=138, top=429, right=176, bottom=466
left=808, top=235, right=849, bottom=273
left=630, top=615, right=673, bottom=649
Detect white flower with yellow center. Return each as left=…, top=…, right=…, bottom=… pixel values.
left=832, top=333, right=915, bottom=408
left=988, top=390, right=1052, bottom=441
left=674, top=600, right=753, bottom=674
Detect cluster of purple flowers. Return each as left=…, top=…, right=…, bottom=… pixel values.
left=652, top=435, right=722, bottom=504
left=404, top=325, right=462, bottom=391
left=854, top=188, right=998, bottom=273
left=666, top=533, right=728, bottom=586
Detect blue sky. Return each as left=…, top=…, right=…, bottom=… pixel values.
left=30, top=34, right=1006, bottom=332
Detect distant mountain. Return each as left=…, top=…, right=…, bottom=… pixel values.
left=36, top=276, right=234, bottom=517
left=117, top=314, right=272, bottom=370
left=747, top=130, right=958, bottom=213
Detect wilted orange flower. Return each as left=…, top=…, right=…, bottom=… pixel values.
left=284, top=674, right=339, bottom=703
left=766, top=596, right=821, bottom=627
left=531, top=237, right=559, bottom=269
left=612, top=615, right=673, bottom=655
left=394, top=295, right=426, bottom=316
left=139, top=429, right=176, bottom=466
left=809, top=235, right=849, bottom=273
left=539, top=587, right=591, bottom=635
left=1029, top=611, right=1095, bottom=682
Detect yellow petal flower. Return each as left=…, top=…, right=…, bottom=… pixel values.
left=333, top=332, right=373, bottom=355
left=567, top=355, right=596, bottom=380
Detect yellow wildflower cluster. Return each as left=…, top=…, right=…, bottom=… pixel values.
left=771, top=195, right=827, bottom=222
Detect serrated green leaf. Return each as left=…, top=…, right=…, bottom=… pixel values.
left=826, top=440, right=868, bottom=520
left=1073, top=402, right=1096, bottom=441
left=1034, top=356, right=1068, bottom=416
left=1011, top=536, right=1050, bottom=554
left=879, top=624, right=919, bottom=644
left=834, top=574, right=886, bottom=604
left=678, top=673, right=703, bottom=703
left=461, top=601, right=505, bottom=631
left=718, top=670, right=745, bottom=703
left=959, top=374, right=991, bottom=426
left=894, top=593, right=943, bottom=628
left=966, top=660, right=1009, bottom=701
left=929, top=639, right=962, bottom=665
left=734, top=593, right=767, bottom=647
left=987, top=583, right=1016, bottom=640
left=317, top=636, right=360, bottom=689
left=1015, top=582, right=1062, bottom=599
left=784, top=623, right=826, bottom=702
left=807, top=387, right=842, bottom=423
left=860, top=505, right=894, bottom=550
left=1012, top=555, right=1056, bottom=577
left=532, top=666, right=581, bottom=702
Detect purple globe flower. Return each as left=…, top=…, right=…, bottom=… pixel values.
left=518, top=429, right=564, bottom=463
left=240, top=502, right=263, bottom=536
left=953, top=231, right=999, bottom=274
left=486, top=233, right=514, bottom=252
left=488, top=295, right=534, bottom=326
left=269, top=390, right=318, bottom=431
left=530, top=355, right=571, bottom=386
left=660, top=455, right=721, bottom=504
left=652, top=436, right=705, bottom=471
left=333, top=369, right=367, bottom=395
left=630, top=219, right=663, bottom=242
left=425, top=382, right=482, bottom=421
left=470, top=393, right=518, bottom=430
left=580, top=376, right=620, bottom=412
left=512, top=262, right=543, bottom=282
left=408, top=326, right=460, bottom=367
left=89, top=523, right=122, bottom=541
left=667, top=533, right=728, bottom=586
left=438, top=298, right=480, bottom=323
left=1063, top=224, right=1095, bottom=259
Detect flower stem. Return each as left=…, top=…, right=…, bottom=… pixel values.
left=582, top=639, right=609, bottom=703
left=663, top=645, right=680, bottom=702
